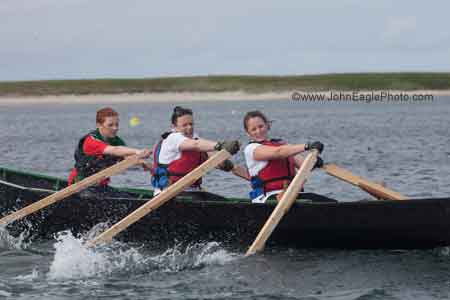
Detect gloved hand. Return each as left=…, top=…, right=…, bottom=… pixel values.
left=136, top=149, right=152, bottom=159
left=218, top=159, right=234, bottom=172
left=305, top=141, right=324, bottom=154
left=214, top=140, right=240, bottom=155
left=313, top=156, right=324, bottom=169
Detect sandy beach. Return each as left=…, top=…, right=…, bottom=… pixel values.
left=0, top=90, right=449, bottom=105
left=0, top=91, right=291, bottom=105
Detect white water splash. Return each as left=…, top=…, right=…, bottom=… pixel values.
left=193, top=242, right=238, bottom=266
left=14, top=268, right=40, bottom=281
left=434, top=246, right=450, bottom=256
left=152, top=241, right=238, bottom=272
left=82, top=222, right=112, bottom=241
left=0, top=226, right=29, bottom=250
left=46, top=225, right=238, bottom=280
left=47, top=230, right=145, bottom=280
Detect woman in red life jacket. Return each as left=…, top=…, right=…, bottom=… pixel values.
left=243, top=110, right=323, bottom=203
left=151, top=106, right=248, bottom=195
left=68, top=107, right=151, bottom=189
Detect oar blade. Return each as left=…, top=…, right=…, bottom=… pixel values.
left=322, top=164, right=407, bottom=200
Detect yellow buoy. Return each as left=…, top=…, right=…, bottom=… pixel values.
left=129, top=116, right=141, bottom=127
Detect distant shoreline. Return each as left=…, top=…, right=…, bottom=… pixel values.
left=1, top=73, right=450, bottom=104
left=0, top=90, right=449, bottom=105
left=1, top=73, right=450, bottom=95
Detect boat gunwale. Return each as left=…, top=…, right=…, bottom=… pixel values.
left=2, top=165, right=450, bottom=207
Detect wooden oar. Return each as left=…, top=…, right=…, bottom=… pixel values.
left=0, top=155, right=141, bottom=226
left=87, top=149, right=231, bottom=247
left=322, top=164, right=407, bottom=200
left=245, top=150, right=318, bottom=256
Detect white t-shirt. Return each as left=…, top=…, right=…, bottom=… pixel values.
left=154, top=131, right=201, bottom=195
left=158, top=131, right=199, bottom=164
left=244, top=143, right=269, bottom=177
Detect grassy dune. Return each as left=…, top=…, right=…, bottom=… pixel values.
left=1, top=73, right=450, bottom=96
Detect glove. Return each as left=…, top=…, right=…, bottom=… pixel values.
left=136, top=149, right=152, bottom=159
left=218, top=159, right=234, bottom=172
left=313, top=156, right=324, bottom=169
left=214, top=140, right=240, bottom=155
left=305, top=141, right=324, bottom=154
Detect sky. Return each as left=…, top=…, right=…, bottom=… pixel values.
left=1, top=0, right=449, bottom=81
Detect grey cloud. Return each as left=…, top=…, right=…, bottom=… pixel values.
left=0, top=0, right=449, bottom=80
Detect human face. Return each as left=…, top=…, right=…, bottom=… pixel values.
left=245, top=116, right=269, bottom=141
left=97, top=116, right=119, bottom=139
left=173, top=114, right=194, bottom=138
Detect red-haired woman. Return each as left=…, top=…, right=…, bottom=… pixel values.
left=68, top=107, right=150, bottom=188
left=243, top=110, right=323, bottom=203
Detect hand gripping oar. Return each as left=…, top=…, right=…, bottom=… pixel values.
left=87, top=149, right=231, bottom=247
left=322, top=164, right=407, bottom=200
left=246, top=149, right=319, bottom=256
left=0, top=155, right=141, bottom=226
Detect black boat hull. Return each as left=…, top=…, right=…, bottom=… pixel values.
left=1, top=166, right=450, bottom=249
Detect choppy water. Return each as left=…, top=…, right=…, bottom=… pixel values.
left=1, top=98, right=450, bottom=299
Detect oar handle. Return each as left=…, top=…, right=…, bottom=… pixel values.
left=0, top=155, right=140, bottom=226
left=87, top=149, right=231, bottom=247
left=246, top=150, right=318, bottom=256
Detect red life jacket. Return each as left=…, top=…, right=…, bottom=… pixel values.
left=168, top=150, right=207, bottom=187
left=152, top=132, right=208, bottom=188
left=251, top=139, right=296, bottom=193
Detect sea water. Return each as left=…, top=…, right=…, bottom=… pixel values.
left=1, top=98, right=450, bottom=299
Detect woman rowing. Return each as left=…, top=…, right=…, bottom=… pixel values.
left=68, top=107, right=151, bottom=190
left=151, top=106, right=248, bottom=195
left=243, top=110, right=323, bottom=203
